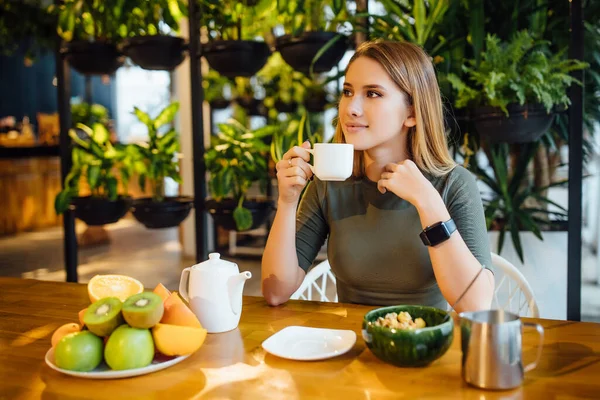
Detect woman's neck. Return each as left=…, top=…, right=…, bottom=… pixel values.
left=364, top=135, right=410, bottom=182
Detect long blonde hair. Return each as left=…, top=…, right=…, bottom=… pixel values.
left=333, top=40, right=455, bottom=177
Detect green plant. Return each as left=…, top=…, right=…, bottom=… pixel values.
left=71, top=101, right=110, bottom=129
left=203, top=70, right=233, bottom=103
left=270, top=110, right=325, bottom=163
left=130, top=102, right=182, bottom=202
left=50, top=0, right=128, bottom=42
left=447, top=31, right=589, bottom=115
left=198, top=0, right=276, bottom=41
left=55, top=123, right=132, bottom=214
left=466, top=142, right=568, bottom=262
left=277, top=0, right=348, bottom=36
left=205, top=119, right=278, bottom=230
left=123, top=0, right=188, bottom=36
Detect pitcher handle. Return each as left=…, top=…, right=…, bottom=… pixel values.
left=523, top=322, right=544, bottom=373
left=179, top=267, right=191, bottom=302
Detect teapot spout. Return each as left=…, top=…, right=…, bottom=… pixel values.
left=228, top=271, right=252, bottom=316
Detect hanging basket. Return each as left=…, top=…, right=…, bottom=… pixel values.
left=205, top=198, right=274, bottom=232
left=121, top=36, right=186, bottom=71
left=472, top=104, right=555, bottom=144
left=131, top=196, right=194, bottom=229
left=275, top=31, right=348, bottom=75
left=70, top=196, right=130, bottom=226
left=303, top=93, right=330, bottom=113
left=237, top=98, right=267, bottom=117
left=274, top=100, right=298, bottom=113
left=62, top=41, right=125, bottom=76
left=202, top=40, right=271, bottom=78
left=209, top=99, right=231, bottom=110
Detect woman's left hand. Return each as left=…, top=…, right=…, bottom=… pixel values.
left=377, top=160, right=436, bottom=207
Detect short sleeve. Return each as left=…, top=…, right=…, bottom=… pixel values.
left=444, top=166, right=494, bottom=274
left=295, top=179, right=329, bottom=272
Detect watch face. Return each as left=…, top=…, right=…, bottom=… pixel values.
left=427, top=223, right=450, bottom=244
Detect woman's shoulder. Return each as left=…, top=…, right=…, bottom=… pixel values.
left=430, top=164, right=480, bottom=200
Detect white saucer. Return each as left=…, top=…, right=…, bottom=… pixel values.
left=262, top=326, right=357, bottom=361
left=45, top=348, right=189, bottom=379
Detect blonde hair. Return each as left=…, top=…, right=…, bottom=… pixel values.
left=333, top=40, right=455, bottom=177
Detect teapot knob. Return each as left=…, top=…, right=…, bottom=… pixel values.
left=208, top=253, right=221, bottom=260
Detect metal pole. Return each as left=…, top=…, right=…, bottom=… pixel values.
left=188, top=0, right=208, bottom=262
left=567, top=0, right=584, bottom=321
left=56, top=43, right=78, bottom=282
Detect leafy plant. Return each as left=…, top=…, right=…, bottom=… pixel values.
left=276, top=0, right=349, bottom=36
left=203, top=69, right=233, bottom=104
left=270, top=110, right=325, bottom=163
left=49, top=0, right=129, bottom=42
left=71, top=101, right=110, bottom=129
left=55, top=123, right=132, bottom=214
left=466, top=142, right=568, bottom=262
left=130, top=102, right=182, bottom=202
left=198, top=0, right=276, bottom=41
left=447, top=31, right=589, bottom=115
left=205, top=119, right=278, bottom=230
left=122, top=0, right=188, bottom=36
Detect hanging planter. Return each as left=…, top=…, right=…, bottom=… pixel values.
left=237, top=98, right=267, bottom=117
left=472, top=103, right=555, bottom=144
left=445, top=108, right=471, bottom=147
left=274, top=100, right=298, bottom=114
left=131, top=196, right=193, bottom=229
left=121, top=36, right=186, bottom=71
left=275, top=32, right=348, bottom=75
left=205, top=199, right=273, bottom=232
left=303, top=92, right=329, bottom=113
left=70, top=196, right=130, bottom=226
left=209, top=99, right=231, bottom=110
left=62, top=41, right=125, bottom=75
left=202, top=40, right=271, bottom=78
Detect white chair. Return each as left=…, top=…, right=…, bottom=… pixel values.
left=491, top=252, right=540, bottom=318
left=290, top=260, right=338, bottom=302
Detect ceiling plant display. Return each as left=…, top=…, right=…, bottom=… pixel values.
left=120, top=0, right=189, bottom=71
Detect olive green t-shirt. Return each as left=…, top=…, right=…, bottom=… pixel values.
left=295, top=165, right=493, bottom=309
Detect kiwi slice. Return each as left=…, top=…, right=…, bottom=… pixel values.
left=122, top=292, right=164, bottom=329
left=83, top=297, right=124, bottom=337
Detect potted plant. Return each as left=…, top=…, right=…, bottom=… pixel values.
left=71, top=101, right=110, bottom=128
left=447, top=31, right=588, bottom=144
left=204, top=119, right=278, bottom=231
left=120, top=0, right=188, bottom=71
left=233, top=77, right=267, bottom=117
left=50, top=0, right=127, bottom=75
left=275, top=0, right=350, bottom=76
left=54, top=123, right=132, bottom=226
left=199, top=0, right=274, bottom=77
left=204, top=69, right=232, bottom=110
left=129, top=101, right=193, bottom=229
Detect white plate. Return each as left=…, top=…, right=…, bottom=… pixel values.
left=45, top=348, right=189, bottom=379
left=262, top=326, right=357, bottom=361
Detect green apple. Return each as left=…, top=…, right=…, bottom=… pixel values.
left=54, top=331, right=103, bottom=372
left=104, top=325, right=154, bottom=370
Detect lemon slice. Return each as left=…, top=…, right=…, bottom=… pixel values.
left=88, top=275, right=144, bottom=303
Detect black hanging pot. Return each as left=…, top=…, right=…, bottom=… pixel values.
left=70, top=196, right=130, bottom=226
left=202, top=40, right=271, bottom=78
left=472, top=103, right=555, bottom=144
left=274, top=100, right=298, bottom=113
left=205, top=198, right=274, bottom=231
left=209, top=98, right=231, bottom=110
left=237, top=98, right=267, bottom=117
left=131, top=196, right=194, bottom=229
left=121, top=36, right=186, bottom=71
left=62, top=41, right=125, bottom=75
left=303, top=92, right=330, bottom=113
left=276, top=31, right=348, bottom=75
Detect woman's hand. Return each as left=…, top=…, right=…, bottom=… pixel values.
left=276, top=141, right=314, bottom=205
left=377, top=160, right=436, bottom=207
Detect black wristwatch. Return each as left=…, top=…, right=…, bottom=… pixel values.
left=420, top=218, right=457, bottom=246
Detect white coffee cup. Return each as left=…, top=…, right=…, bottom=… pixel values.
left=306, top=143, right=354, bottom=181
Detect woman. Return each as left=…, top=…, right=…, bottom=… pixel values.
left=261, top=41, right=494, bottom=313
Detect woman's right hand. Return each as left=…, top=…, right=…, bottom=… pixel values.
left=276, top=141, right=313, bottom=205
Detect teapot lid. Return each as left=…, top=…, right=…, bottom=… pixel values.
left=195, top=252, right=238, bottom=272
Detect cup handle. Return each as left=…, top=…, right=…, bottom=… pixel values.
left=179, top=267, right=191, bottom=302
left=305, top=148, right=315, bottom=175
left=523, top=322, right=544, bottom=373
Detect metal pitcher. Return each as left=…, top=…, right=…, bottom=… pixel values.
left=459, top=309, right=544, bottom=390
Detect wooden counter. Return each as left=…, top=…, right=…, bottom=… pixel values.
left=1, top=277, right=600, bottom=399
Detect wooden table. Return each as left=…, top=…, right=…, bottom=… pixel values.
left=1, top=277, right=600, bottom=399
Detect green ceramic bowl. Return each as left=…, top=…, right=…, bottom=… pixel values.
left=362, top=305, right=454, bottom=367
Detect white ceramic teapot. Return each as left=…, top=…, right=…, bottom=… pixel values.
left=179, top=253, right=252, bottom=333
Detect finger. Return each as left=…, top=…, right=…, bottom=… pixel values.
left=283, top=145, right=311, bottom=162
left=380, top=171, right=394, bottom=180
left=285, top=175, right=307, bottom=187
left=276, top=158, right=292, bottom=171
left=384, top=163, right=398, bottom=172
left=295, top=159, right=313, bottom=179
left=300, top=140, right=312, bottom=149
left=282, top=165, right=308, bottom=180
left=377, top=179, right=387, bottom=194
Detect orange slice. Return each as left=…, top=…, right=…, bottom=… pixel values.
left=87, top=275, right=144, bottom=303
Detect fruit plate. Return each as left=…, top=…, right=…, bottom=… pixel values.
left=45, top=348, right=190, bottom=379
left=262, top=326, right=357, bottom=361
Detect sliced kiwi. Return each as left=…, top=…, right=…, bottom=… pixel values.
left=122, top=292, right=164, bottom=329
left=83, top=297, right=124, bottom=337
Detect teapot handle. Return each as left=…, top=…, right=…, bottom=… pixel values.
left=179, top=267, right=191, bottom=302
left=523, top=322, right=544, bottom=373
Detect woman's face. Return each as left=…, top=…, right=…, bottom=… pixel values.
left=339, top=56, right=415, bottom=151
